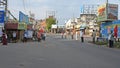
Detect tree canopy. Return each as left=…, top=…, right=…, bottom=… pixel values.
left=46, top=17, right=56, bottom=31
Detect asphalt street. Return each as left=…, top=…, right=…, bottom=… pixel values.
left=0, top=35, right=120, bottom=68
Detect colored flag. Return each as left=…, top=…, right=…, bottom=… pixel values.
left=114, top=25, right=118, bottom=38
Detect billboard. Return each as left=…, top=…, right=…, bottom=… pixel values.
left=97, top=3, right=118, bottom=22
left=101, top=20, right=120, bottom=38
left=97, top=4, right=107, bottom=22
left=107, top=4, right=118, bottom=20
left=0, top=11, right=4, bottom=23
left=19, top=11, right=29, bottom=24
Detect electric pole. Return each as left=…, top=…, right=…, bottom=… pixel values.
left=5, top=0, right=8, bottom=22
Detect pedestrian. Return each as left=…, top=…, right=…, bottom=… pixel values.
left=108, top=30, right=114, bottom=48
left=23, top=31, right=27, bottom=42
left=12, top=31, right=17, bottom=43
left=42, top=31, right=46, bottom=41
left=61, top=30, right=64, bottom=39
left=37, top=32, right=41, bottom=42
left=76, top=31, right=78, bottom=40
left=2, top=33, right=8, bottom=45
left=71, top=31, right=74, bottom=39
left=0, top=30, right=3, bottom=43
left=92, top=30, right=96, bottom=43
left=80, top=30, right=84, bottom=42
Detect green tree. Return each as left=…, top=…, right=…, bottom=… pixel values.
left=46, top=17, right=56, bottom=31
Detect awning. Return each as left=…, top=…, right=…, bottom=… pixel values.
left=5, top=23, right=18, bottom=30
left=79, top=23, right=87, bottom=30
left=80, top=27, right=85, bottom=30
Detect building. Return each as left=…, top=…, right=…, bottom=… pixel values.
left=79, top=14, right=99, bottom=35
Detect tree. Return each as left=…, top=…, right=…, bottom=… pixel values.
left=46, top=17, right=56, bottom=31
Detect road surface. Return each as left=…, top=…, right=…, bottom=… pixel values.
left=0, top=35, right=120, bottom=68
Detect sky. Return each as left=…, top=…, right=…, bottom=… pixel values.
left=8, top=0, right=120, bottom=25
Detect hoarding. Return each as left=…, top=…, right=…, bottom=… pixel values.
left=19, top=11, right=29, bottom=24
left=101, top=20, right=120, bottom=38
left=97, top=4, right=107, bottom=22
left=0, top=11, right=4, bottom=23
left=97, top=3, right=118, bottom=22
left=107, top=4, right=118, bottom=20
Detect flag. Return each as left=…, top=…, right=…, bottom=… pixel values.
left=114, top=25, right=118, bottom=38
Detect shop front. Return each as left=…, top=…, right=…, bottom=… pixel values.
left=5, top=22, right=18, bottom=42
left=27, top=24, right=33, bottom=40
left=18, top=23, right=27, bottom=41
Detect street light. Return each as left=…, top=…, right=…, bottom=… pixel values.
left=56, top=20, right=58, bottom=33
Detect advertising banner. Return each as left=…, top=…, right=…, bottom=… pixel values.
left=19, top=11, right=29, bottom=24
left=101, top=20, right=120, bottom=38
left=107, top=4, right=118, bottom=20
left=18, top=23, right=27, bottom=30
left=0, top=11, right=4, bottom=23
left=97, top=4, right=107, bottom=22
left=97, top=3, right=118, bottom=22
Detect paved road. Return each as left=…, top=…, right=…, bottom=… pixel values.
left=0, top=35, right=120, bottom=68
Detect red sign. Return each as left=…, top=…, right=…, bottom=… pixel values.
left=5, top=23, right=18, bottom=29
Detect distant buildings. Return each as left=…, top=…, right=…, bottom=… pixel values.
left=65, top=14, right=99, bottom=35
left=65, top=4, right=100, bottom=36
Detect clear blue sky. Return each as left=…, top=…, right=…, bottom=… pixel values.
left=8, top=0, right=120, bottom=24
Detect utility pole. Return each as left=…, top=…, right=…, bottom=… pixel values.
left=5, top=0, right=8, bottom=22
left=106, top=0, right=108, bottom=3
left=106, top=0, right=108, bottom=19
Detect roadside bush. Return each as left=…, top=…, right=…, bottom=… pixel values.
left=95, top=41, right=108, bottom=45
left=114, top=42, right=120, bottom=48
left=89, top=41, right=120, bottom=49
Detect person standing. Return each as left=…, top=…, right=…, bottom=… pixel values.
left=61, top=31, right=64, bottom=39
left=37, top=32, right=41, bottom=42
left=80, top=30, right=84, bottom=42
left=2, top=33, right=7, bottom=45
left=23, top=31, right=27, bottom=42
left=76, top=31, right=78, bottom=40
left=12, top=31, right=17, bottom=43
left=108, top=31, right=114, bottom=48
left=92, top=30, right=96, bottom=43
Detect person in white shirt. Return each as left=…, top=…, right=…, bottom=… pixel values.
left=12, top=31, right=17, bottom=43
left=80, top=30, right=84, bottom=42
left=108, top=30, right=114, bottom=48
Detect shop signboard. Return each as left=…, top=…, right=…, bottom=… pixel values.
left=5, top=23, right=18, bottom=30
left=0, top=11, right=4, bottom=23
left=18, top=23, right=27, bottom=30
left=0, top=11, right=4, bottom=27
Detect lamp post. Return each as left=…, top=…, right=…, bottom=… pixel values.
left=56, top=20, right=58, bottom=33
left=106, top=0, right=108, bottom=3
